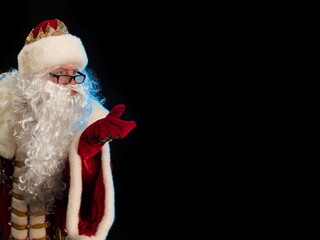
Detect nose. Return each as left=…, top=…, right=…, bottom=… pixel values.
left=69, top=77, right=76, bottom=85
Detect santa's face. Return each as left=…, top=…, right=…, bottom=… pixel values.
left=49, top=64, right=85, bottom=96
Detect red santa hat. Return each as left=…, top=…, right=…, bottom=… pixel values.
left=17, top=19, right=88, bottom=76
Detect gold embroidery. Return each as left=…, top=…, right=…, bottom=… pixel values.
left=8, top=221, right=28, bottom=230
left=30, top=221, right=50, bottom=229
left=8, top=207, right=28, bottom=217
left=8, top=206, right=49, bottom=217
left=8, top=221, right=50, bottom=230
left=54, top=228, right=69, bottom=240
left=55, top=228, right=63, bottom=240
left=9, top=190, right=24, bottom=200
left=25, top=19, right=69, bottom=45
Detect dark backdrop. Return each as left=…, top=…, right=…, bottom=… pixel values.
left=0, top=1, right=178, bottom=239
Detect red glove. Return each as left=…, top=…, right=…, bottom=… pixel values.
left=78, top=104, right=136, bottom=158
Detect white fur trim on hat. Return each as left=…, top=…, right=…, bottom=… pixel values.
left=17, top=34, right=88, bottom=76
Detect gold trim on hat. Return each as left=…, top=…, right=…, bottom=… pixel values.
left=24, top=19, right=69, bottom=45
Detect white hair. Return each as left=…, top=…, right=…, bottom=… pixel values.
left=8, top=69, right=97, bottom=211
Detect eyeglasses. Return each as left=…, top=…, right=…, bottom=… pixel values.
left=49, top=71, right=86, bottom=85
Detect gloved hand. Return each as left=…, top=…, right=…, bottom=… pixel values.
left=78, top=104, right=136, bottom=158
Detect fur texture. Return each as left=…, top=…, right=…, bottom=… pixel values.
left=1, top=74, right=114, bottom=239
left=67, top=133, right=114, bottom=240
left=66, top=103, right=114, bottom=240
left=18, top=34, right=88, bottom=76
left=0, top=73, right=17, bottom=159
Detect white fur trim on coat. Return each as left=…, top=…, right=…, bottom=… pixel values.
left=0, top=73, right=17, bottom=159
left=18, top=34, right=88, bottom=76
left=66, top=133, right=115, bottom=240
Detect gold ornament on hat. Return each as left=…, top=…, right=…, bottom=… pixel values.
left=24, top=19, right=69, bottom=45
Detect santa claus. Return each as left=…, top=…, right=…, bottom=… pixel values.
left=0, top=19, right=136, bottom=240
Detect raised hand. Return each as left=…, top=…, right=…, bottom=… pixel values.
left=78, top=104, right=136, bottom=158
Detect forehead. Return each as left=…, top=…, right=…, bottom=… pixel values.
left=52, top=64, right=79, bottom=72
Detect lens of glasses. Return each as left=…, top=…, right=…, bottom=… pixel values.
left=58, top=76, right=72, bottom=84
left=58, top=75, right=85, bottom=84
left=74, top=75, right=85, bottom=84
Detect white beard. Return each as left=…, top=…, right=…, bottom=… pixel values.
left=11, top=73, right=92, bottom=211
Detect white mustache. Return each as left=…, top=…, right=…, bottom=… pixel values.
left=70, top=84, right=84, bottom=94
left=44, top=80, right=85, bottom=96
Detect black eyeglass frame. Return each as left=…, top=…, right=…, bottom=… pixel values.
left=49, top=71, right=86, bottom=85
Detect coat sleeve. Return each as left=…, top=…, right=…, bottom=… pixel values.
left=66, top=132, right=115, bottom=240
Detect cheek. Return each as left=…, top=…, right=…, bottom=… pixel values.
left=50, top=76, right=58, bottom=83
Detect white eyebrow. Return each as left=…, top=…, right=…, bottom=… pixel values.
left=54, top=68, right=79, bottom=74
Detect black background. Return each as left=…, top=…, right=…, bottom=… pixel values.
left=0, top=3, right=295, bottom=239
left=0, top=1, right=183, bottom=239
